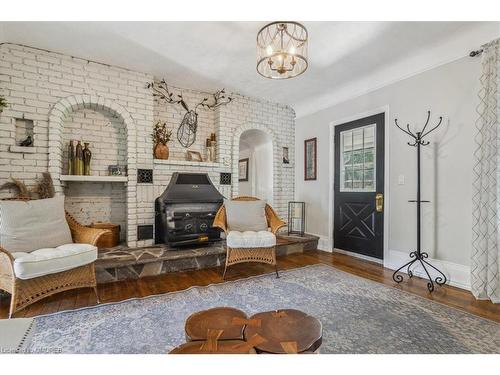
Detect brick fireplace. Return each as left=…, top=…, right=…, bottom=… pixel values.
left=0, top=43, right=296, bottom=248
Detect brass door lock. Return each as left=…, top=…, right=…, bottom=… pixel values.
left=376, top=193, right=384, bottom=212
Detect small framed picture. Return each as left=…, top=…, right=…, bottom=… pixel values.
left=239, top=158, right=249, bottom=181
left=186, top=150, right=203, bottom=161
left=283, top=147, right=290, bottom=164
left=304, top=138, right=317, bottom=181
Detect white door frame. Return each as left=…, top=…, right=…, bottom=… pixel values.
left=328, top=105, right=391, bottom=264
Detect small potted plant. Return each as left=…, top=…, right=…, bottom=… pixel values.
left=0, top=95, right=7, bottom=114
left=152, top=121, right=173, bottom=160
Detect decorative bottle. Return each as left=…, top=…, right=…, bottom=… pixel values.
left=75, top=141, right=83, bottom=175
left=83, top=142, right=92, bottom=176
left=208, top=140, right=216, bottom=162
left=209, top=133, right=217, bottom=162
left=68, top=140, right=75, bottom=175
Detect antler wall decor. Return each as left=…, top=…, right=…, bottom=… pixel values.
left=147, top=79, right=232, bottom=148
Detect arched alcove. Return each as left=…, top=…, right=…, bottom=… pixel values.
left=239, top=129, right=273, bottom=203
left=232, top=124, right=277, bottom=205
left=48, top=94, right=137, bottom=246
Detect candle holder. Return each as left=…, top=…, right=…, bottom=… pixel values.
left=288, top=201, right=305, bottom=236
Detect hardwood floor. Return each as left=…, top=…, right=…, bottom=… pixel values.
left=1, top=250, right=499, bottom=322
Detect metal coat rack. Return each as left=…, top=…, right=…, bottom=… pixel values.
left=392, top=111, right=447, bottom=292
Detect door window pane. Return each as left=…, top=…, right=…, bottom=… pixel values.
left=340, top=124, right=376, bottom=192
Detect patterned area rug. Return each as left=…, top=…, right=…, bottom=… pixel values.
left=27, top=264, right=499, bottom=354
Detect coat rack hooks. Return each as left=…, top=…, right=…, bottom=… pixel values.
left=392, top=110, right=447, bottom=292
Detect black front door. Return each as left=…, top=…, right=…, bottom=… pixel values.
left=334, top=113, right=384, bottom=259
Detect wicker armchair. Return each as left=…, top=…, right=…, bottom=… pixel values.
left=0, top=201, right=109, bottom=318
left=213, top=196, right=286, bottom=279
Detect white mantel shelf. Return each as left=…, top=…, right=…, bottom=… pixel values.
left=59, top=175, right=128, bottom=182
left=153, top=159, right=221, bottom=168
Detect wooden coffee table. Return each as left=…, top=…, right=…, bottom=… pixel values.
left=184, top=307, right=248, bottom=341
left=170, top=307, right=322, bottom=354
left=244, top=309, right=322, bottom=353
left=170, top=338, right=257, bottom=354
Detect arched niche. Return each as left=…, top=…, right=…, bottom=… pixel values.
left=48, top=94, right=137, bottom=246
left=231, top=124, right=277, bottom=205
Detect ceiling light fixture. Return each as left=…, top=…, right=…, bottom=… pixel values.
left=256, top=21, right=308, bottom=79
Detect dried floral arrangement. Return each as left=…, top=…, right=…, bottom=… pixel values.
left=0, top=178, right=31, bottom=198
left=0, top=95, right=7, bottom=113
left=0, top=172, right=55, bottom=199
left=36, top=172, right=55, bottom=199
left=152, top=121, right=173, bottom=145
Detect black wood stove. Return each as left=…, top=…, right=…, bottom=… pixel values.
left=155, top=172, right=224, bottom=247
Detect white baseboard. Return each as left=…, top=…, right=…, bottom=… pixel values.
left=305, top=235, right=471, bottom=292
left=384, top=250, right=471, bottom=291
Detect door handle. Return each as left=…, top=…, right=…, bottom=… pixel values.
left=375, top=193, right=384, bottom=212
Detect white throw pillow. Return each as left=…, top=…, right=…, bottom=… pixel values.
left=224, top=199, right=268, bottom=232
left=0, top=196, right=73, bottom=253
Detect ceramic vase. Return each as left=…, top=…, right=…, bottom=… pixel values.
left=208, top=140, right=216, bottom=162
left=68, top=140, right=75, bottom=175
left=83, top=142, right=92, bottom=176
left=154, top=143, right=169, bottom=160
left=75, top=141, right=83, bottom=175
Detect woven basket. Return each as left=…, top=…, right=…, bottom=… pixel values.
left=90, top=222, right=120, bottom=248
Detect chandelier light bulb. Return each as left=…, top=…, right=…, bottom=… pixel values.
left=266, top=45, right=273, bottom=56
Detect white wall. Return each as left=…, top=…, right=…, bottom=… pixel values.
left=253, top=142, right=273, bottom=203
left=238, top=148, right=253, bottom=196
left=238, top=129, right=273, bottom=203
left=295, top=56, right=483, bottom=289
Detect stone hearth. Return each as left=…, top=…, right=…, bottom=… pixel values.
left=95, top=234, right=319, bottom=283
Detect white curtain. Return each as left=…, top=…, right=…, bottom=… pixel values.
left=472, top=38, right=500, bottom=303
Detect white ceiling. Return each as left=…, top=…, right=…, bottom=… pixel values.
left=1, top=22, right=499, bottom=117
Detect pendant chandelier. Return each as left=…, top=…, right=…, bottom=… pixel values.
left=256, top=21, right=308, bottom=79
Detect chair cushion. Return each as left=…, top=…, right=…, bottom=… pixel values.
left=226, top=231, right=276, bottom=248
left=224, top=199, right=268, bottom=232
left=11, top=243, right=97, bottom=280
left=0, top=196, right=72, bottom=253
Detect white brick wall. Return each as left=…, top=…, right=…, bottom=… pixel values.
left=0, top=43, right=295, bottom=247
left=61, top=108, right=127, bottom=176
left=154, top=86, right=216, bottom=161
left=64, top=182, right=127, bottom=242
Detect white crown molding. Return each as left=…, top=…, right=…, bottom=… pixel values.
left=295, top=22, right=500, bottom=119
